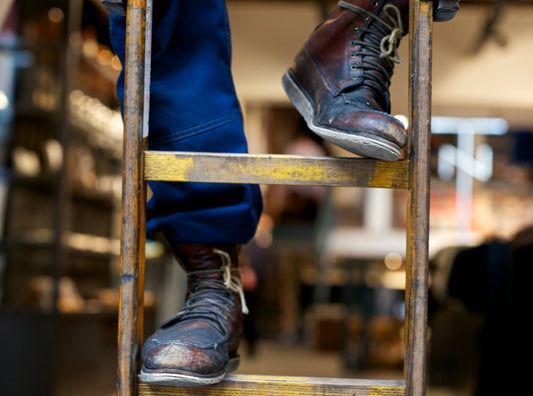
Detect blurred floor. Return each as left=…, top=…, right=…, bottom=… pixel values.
left=236, top=339, right=464, bottom=396
left=237, top=339, right=401, bottom=379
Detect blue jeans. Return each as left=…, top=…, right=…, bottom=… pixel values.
left=109, top=1, right=262, bottom=245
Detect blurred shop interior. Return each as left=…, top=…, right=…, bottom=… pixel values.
left=0, top=0, right=532, bottom=395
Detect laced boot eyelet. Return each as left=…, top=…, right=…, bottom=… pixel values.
left=350, top=39, right=357, bottom=46
left=372, top=1, right=379, bottom=8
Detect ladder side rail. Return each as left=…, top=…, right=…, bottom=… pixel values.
left=405, top=0, right=433, bottom=395
left=118, top=1, right=149, bottom=395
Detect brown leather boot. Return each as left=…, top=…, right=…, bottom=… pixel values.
left=140, top=244, right=247, bottom=386
left=283, top=0, right=409, bottom=161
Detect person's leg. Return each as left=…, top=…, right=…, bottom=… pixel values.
left=283, top=0, right=409, bottom=161
left=110, top=2, right=262, bottom=245
left=109, top=1, right=262, bottom=386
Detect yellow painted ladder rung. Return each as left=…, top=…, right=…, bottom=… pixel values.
left=144, top=151, right=410, bottom=189
left=138, top=374, right=406, bottom=396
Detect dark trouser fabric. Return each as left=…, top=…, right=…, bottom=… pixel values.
left=109, top=1, right=262, bottom=244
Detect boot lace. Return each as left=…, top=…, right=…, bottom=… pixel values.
left=166, top=249, right=248, bottom=338
left=213, top=248, right=249, bottom=315
left=339, top=1, right=404, bottom=95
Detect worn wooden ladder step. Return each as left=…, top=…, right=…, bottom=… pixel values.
left=139, top=374, right=405, bottom=395
left=144, top=151, right=410, bottom=189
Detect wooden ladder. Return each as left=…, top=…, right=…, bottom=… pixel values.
left=117, top=1, right=458, bottom=395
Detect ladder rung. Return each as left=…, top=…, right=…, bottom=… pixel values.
left=138, top=374, right=406, bottom=395
left=144, top=151, right=410, bottom=189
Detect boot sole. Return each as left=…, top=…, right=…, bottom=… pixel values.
left=282, top=71, right=401, bottom=161
left=139, top=356, right=240, bottom=386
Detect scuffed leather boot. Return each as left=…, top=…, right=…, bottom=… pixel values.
left=283, top=0, right=409, bottom=161
left=140, top=244, right=247, bottom=386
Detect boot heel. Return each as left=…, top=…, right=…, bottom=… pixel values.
left=282, top=72, right=314, bottom=125
left=226, top=355, right=240, bottom=374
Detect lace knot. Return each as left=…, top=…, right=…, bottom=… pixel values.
left=339, top=1, right=403, bottom=63
left=379, top=5, right=403, bottom=63
left=213, top=248, right=249, bottom=315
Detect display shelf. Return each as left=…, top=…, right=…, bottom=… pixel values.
left=2, top=231, right=120, bottom=256
left=0, top=0, right=122, bottom=358
left=0, top=3, right=127, bottom=394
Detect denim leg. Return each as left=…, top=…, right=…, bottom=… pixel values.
left=109, top=1, right=262, bottom=244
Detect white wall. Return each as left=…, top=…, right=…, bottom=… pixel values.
left=228, top=3, right=533, bottom=127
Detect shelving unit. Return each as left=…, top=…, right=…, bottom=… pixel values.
left=0, top=1, right=123, bottom=395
